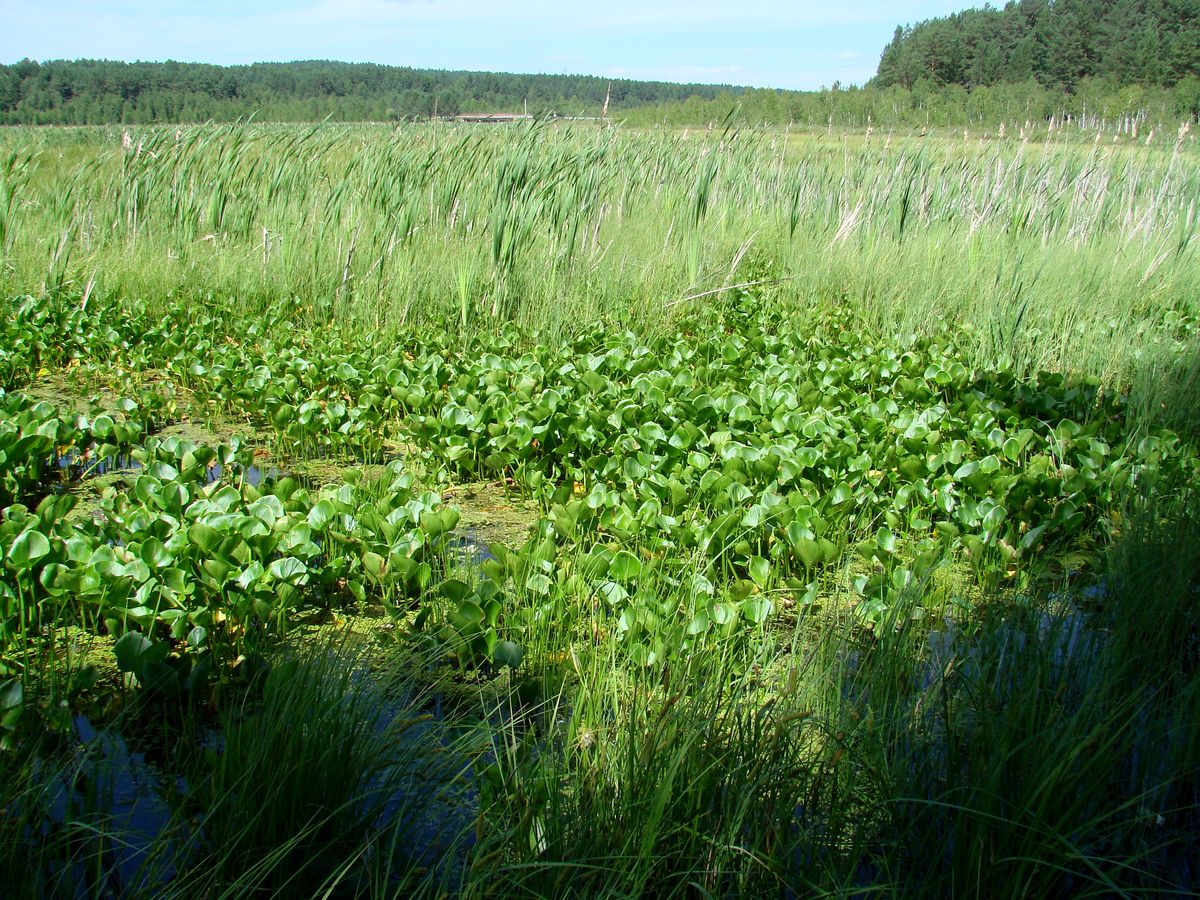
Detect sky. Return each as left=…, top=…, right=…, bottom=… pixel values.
left=1, top=1, right=975, bottom=91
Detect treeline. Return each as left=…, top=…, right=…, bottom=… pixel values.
left=0, top=59, right=745, bottom=125
left=2, top=52, right=1197, bottom=132
left=875, top=0, right=1199, bottom=91
left=624, top=77, right=1199, bottom=129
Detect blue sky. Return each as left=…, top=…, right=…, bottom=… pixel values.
left=2, top=1, right=975, bottom=90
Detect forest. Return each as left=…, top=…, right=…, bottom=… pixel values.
left=874, top=0, right=1200, bottom=91
left=4, top=56, right=1197, bottom=130
left=0, top=59, right=741, bottom=124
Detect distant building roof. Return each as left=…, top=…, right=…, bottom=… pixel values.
left=454, top=113, right=534, bottom=123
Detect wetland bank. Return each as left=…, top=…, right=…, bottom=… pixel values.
left=0, top=121, right=1198, bottom=897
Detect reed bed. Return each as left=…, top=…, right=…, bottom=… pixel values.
left=1, top=122, right=1196, bottom=384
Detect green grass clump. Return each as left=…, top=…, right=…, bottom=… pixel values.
left=0, top=641, right=477, bottom=899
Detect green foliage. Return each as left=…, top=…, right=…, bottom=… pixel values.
left=0, top=412, right=460, bottom=674
left=0, top=642, right=472, bottom=899
left=0, top=59, right=744, bottom=125
left=875, top=0, right=1200, bottom=92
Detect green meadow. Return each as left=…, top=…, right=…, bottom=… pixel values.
left=0, top=121, right=1197, bottom=897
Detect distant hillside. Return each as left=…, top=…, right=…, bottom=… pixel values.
left=0, top=59, right=747, bottom=125
left=874, top=0, right=1200, bottom=91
